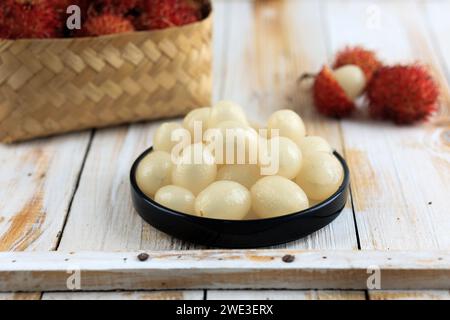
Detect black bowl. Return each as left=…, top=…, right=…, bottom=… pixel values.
left=130, top=147, right=350, bottom=248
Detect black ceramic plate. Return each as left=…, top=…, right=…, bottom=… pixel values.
left=130, top=147, right=350, bottom=248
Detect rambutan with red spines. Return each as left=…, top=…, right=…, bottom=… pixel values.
left=333, top=46, right=382, bottom=82
left=83, top=13, right=135, bottom=36
left=0, top=1, right=12, bottom=39
left=142, top=0, right=202, bottom=30
left=50, top=0, right=90, bottom=16
left=0, top=0, right=63, bottom=39
left=83, top=0, right=145, bottom=31
left=89, top=0, right=144, bottom=16
left=367, top=64, right=439, bottom=124
left=313, top=66, right=356, bottom=118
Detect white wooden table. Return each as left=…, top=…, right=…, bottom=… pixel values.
left=1, top=0, right=450, bottom=300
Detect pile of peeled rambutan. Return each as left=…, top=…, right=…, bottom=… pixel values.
left=304, top=46, right=440, bottom=125
left=0, top=0, right=205, bottom=39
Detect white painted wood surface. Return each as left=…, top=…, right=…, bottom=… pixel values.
left=43, top=291, right=203, bottom=300
left=369, top=290, right=450, bottom=300
left=0, top=132, right=91, bottom=299
left=0, top=0, right=449, bottom=298
left=0, top=293, right=41, bottom=300
left=1, top=250, right=449, bottom=291
left=0, top=132, right=90, bottom=251
left=207, top=290, right=365, bottom=300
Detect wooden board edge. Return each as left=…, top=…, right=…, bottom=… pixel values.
left=0, top=250, right=449, bottom=291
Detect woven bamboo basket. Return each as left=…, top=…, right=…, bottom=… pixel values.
left=0, top=3, right=212, bottom=143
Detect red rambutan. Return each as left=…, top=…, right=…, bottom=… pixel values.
left=0, top=0, right=62, bottom=39
left=83, top=13, right=135, bottom=36
left=50, top=0, right=89, bottom=15
left=313, top=66, right=356, bottom=118
left=90, top=0, right=143, bottom=15
left=143, top=0, right=201, bottom=30
left=367, top=65, right=439, bottom=124
left=333, top=46, right=382, bottom=82
left=0, top=2, right=11, bottom=39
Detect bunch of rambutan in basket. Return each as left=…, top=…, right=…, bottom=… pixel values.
left=0, top=0, right=205, bottom=39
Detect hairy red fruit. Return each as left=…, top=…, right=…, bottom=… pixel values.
left=0, top=0, right=62, bottom=39
left=333, top=46, right=382, bottom=82
left=91, top=0, right=143, bottom=15
left=51, top=0, right=89, bottom=14
left=313, top=66, right=355, bottom=118
left=368, top=65, right=439, bottom=124
left=0, top=2, right=10, bottom=38
left=143, top=0, right=201, bottom=30
left=83, top=13, right=135, bottom=36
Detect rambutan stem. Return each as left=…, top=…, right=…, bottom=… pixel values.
left=297, top=72, right=317, bottom=83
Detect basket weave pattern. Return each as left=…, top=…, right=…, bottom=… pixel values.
left=0, top=13, right=212, bottom=143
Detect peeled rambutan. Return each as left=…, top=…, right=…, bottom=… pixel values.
left=0, top=0, right=62, bottom=39
left=83, top=13, right=135, bottom=36
left=333, top=46, right=382, bottom=82
left=313, top=66, right=357, bottom=118
left=367, top=65, right=439, bottom=124
left=143, top=0, right=201, bottom=30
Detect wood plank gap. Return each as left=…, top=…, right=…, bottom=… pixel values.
left=54, top=130, right=95, bottom=251
left=348, top=185, right=362, bottom=250
left=319, top=0, right=362, bottom=250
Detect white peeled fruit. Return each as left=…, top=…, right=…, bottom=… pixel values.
left=298, top=136, right=332, bottom=156
left=136, top=151, right=173, bottom=197
left=333, top=65, right=366, bottom=100
left=208, top=100, right=248, bottom=128
left=154, top=122, right=186, bottom=153
left=295, top=152, right=344, bottom=201
left=205, top=121, right=258, bottom=165
left=172, top=143, right=217, bottom=195
left=154, top=185, right=196, bottom=215
left=195, top=181, right=251, bottom=220
left=267, top=109, right=306, bottom=145
left=263, top=136, right=302, bottom=179
left=183, top=107, right=211, bottom=138
left=216, top=164, right=261, bottom=189
left=251, top=176, right=309, bottom=219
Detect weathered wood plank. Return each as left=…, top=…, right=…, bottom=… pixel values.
left=324, top=0, right=450, bottom=250
left=0, top=132, right=91, bottom=252
left=43, top=291, right=203, bottom=300
left=0, top=132, right=91, bottom=297
left=369, top=290, right=450, bottom=300
left=0, top=293, right=41, bottom=300
left=1, top=250, right=449, bottom=291
left=207, top=290, right=365, bottom=300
